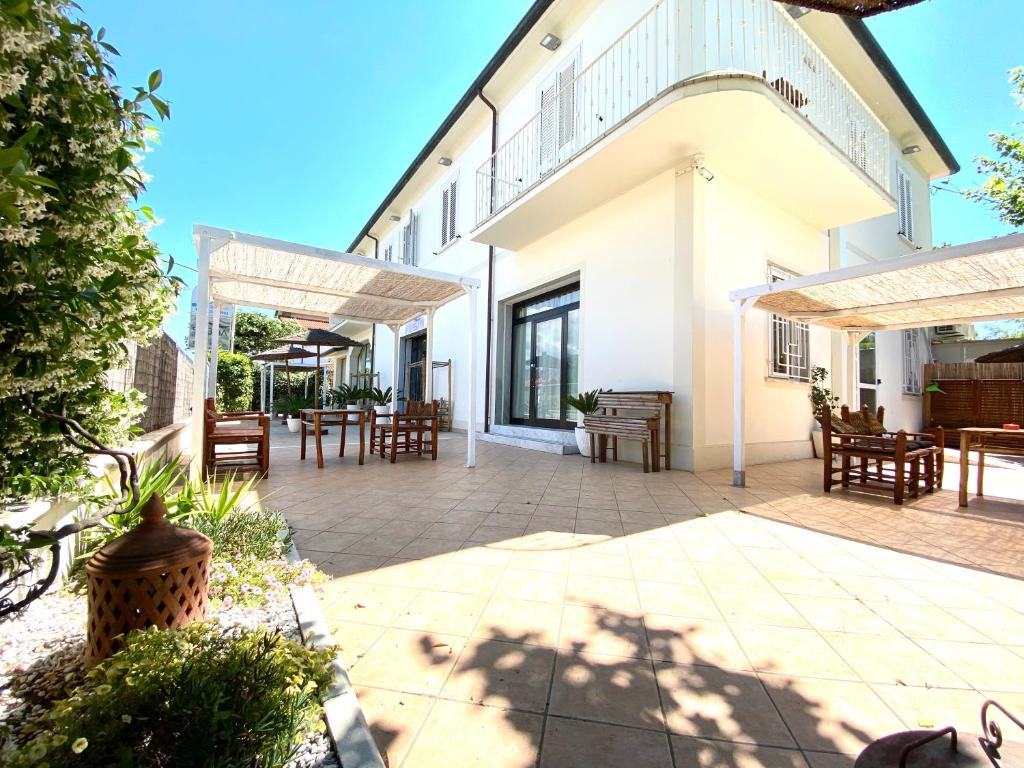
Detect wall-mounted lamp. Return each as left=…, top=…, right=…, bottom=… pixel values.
left=677, top=155, right=714, bottom=182
left=540, top=33, right=562, bottom=51
left=784, top=4, right=811, bottom=19
left=388, top=214, right=401, bottom=223
left=901, top=144, right=922, bottom=155
left=438, top=156, right=453, bottom=167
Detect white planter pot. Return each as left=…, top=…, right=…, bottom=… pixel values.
left=286, top=417, right=301, bottom=433
left=374, top=405, right=391, bottom=416
left=345, top=404, right=361, bottom=411
left=811, top=430, right=824, bottom=459
left=575, top=426, right=591, bottom=457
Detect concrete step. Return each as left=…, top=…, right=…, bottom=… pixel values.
left=489, top=423, right=578, bottom=446
left=478, top=427, right=580, bottom=455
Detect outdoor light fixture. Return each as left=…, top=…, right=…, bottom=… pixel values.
left=438, top=156, right=453, bottom=167
left=784, top=4, right=811, bottom=19
left=388, top=214, right=401, bottom=222
left=540, top=33, right=562, bottom=51
left=902, top=144, right=922, bottom=155
left=677, top=155, right=714, bottom=182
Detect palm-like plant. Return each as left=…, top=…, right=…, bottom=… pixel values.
left=564, top=389, right=601, bottom=416
left=330, top=383, right=365, bottom=406
left=368, top=386, right=394, bottom=406
left=275, top=393, right=313, bottom=417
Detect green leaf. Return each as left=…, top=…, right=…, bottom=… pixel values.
left=139, top=205, right=156, bottom=222
left=148, top=69, right=163, bottom=91
left=99, top=41, right=121, bottom=56
left=149, top=95, right=171, bottom=120
left=97, top=26, right=106, bottom=41
left=20, top=174, right=59, bottom=191
left=0, top=205, right=20, bottom=224
left=0, top=146, right=24, bottom=169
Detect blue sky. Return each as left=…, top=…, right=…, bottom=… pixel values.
left=85, top=0, right=1021, bottom=347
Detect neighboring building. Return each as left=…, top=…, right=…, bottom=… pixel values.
left=187, top=288, right=236, bottom=352
left=338, top=0, right=958, bottom=470
left=932, top=338, right=1024, bottom=364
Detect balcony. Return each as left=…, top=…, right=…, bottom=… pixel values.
left=473, top=0, right=895, bottom=250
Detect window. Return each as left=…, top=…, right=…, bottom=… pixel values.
left=902, top=329, right=923, bottom=395
left=382, top=237, right=396, bottom=263
left=896, top=166, right=914, bottom=243
left=400, top=211, right=418, bottom=266
left=767, top=264, right=810, bottom=381
left=440, top=176, right=458, bottom=248
left=538, top=54, right=578, bottom=174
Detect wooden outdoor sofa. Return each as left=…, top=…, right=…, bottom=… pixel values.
left=821, top=402, right=943, bottom=505
left=583, top=391, right=672, bottom=473
left=203, top=397, right=270, bottom=478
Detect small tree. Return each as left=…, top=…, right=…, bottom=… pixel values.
left=232, top=311, right=304, bottom=356
left=216, top=351, right=255, bottom=412
left=809, top=366, right=840, bottom=418
left=968, top=67, right=1024, bottom=228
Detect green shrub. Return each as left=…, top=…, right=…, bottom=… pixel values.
left=216, top=350, right=256, bottom=412
left=209, top=556, right=324, bottom=608
left=198, top=508, right=291, bottom=559
left=8, top=623, right=334, bottom=768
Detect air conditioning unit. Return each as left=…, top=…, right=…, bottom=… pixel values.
left=933, top=325, right=967, bottom=340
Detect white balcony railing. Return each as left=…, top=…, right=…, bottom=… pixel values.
left=476, top=0, right=890, bottom=226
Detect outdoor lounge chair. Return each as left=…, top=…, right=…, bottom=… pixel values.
left=203, top=397, right=270, bottom=478
left=821, top=402, right=940, bottom=505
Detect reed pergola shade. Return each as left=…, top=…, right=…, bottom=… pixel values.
left=776, top=0, right=925, bottom=17
left=728, top=233, right=1024, bottom=487
left=190, top=225, right=482, bottom=470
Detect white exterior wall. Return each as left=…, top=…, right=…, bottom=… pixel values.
left=349, top=0, right=946, bottom=468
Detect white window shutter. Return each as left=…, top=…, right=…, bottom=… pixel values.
left=557, top=58, right=577, bottom=151
left=402, top=211, right=418, bottom=266
left=897, top=167, right=914, bottom=243
left=441, top=187, right=450, bottom=247
left=538, top=76, right=557, bottom=172
left=448, top=178, right=457, bottom=243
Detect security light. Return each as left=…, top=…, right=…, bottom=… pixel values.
left=540, top=33, right=562, bottom=51
left=784, top=4, right=811, bottom=18
left=388, top=214, right=401, bottom=223
left=902, top=144, right=922, bottom=155
left=438, top=157, right=453, bottom=167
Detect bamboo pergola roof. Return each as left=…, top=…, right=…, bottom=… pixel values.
left=194, top=225, right=480, bottom=327
left=776, top=0, right=925, bottom=17
left=730, top=234, right=1024, bottom=332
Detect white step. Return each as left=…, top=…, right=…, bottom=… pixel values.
left=478, top=426, right=580, bottom=455
left=489, top=424, right=578, bottom=446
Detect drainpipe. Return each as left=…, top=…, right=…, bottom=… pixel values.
left=478, top=89, right=497, bottom=432
left=367, top=234, right=380, bottom=386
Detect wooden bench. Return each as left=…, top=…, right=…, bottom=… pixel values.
left=203, top=397, right=270, bottom=479
left=583, top=391, right=672, bottom=473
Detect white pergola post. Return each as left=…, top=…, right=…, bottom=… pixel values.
left=259, top=365, right=266, bottom=412
left=206, top=301, right=221, bottom=399
left=390, top=324, right=401, bottom=413
left=190, top=235, right=212, bottom=476
left=732, top=297, right=755, bottom=487
left=268, top=363, right=275, bottom=415
left=424, top=308, right=435, bottom=402
left=466, top=284, right=478, bottom=468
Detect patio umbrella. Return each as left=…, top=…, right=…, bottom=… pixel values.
left=774, top=0, right=924, bottom=17
left=272, top=329, right=363, bottom=408
left=250, top=345, right=311, bottom=402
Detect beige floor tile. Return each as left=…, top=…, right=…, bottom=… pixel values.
left=711, top=589, right=811, bottom=629
left=354, top=687, right=435, bottom=768
left=867, top=602, right=990, bottom=643
left=786, top=596, right=896, bottom=635
left=299, top=531, right=367, bottom=554
left=332, top=516, right=390, bottom=535
left=328, top=620, right=385, bottom=670
left=342, top=534, right=417, bottom=557
left=566, top=574, right=641, bottom=611
left=822, top=632, right=968, bottom=688
left=657, top=662, right=796, bottom=748
left=395, top=537, right=463, bottom=560
left=760, top=674, right=905, bottom=754
left=557, top=604, right=650, bottom=659
left=645, top=615, right=752, bottom=671
left=447, top=544, right=515, bottom=568
left=830, top=575, right=931, bottom=605
left=321, top=582, right=418, bottom=626
left=540, top=717, right=673, bottom=768
left=914, top=639, right=1024, bottom=692
left=549, top=650, right=664, bottom=729
left=422, top=521, right=478, bottom=540
left=800, top=751, right=856, bottom=768
left=495, top=568, right=568, bottom=603
left=570, top=552, right=634, bottom=580
left=402, top=698, right=542, bottom=768
left=393, top=589, right=488, bottom=635
left=636, top=581, right=720, bottom=620
left=473, top=596, right=563, bottom=647
left=428, top=561, right=504, bottom=596
left=731, top=625, right=857, bottom=679
left=631, top=556, right=700, bottom=585
left=441, top=637, right=555, bottom=713
left=318, top=553, right=387, bottom=579
left=670, top=735, right=809, bottom=768
left=952, top=606, right=1024, bottom=644
left=353, top=557, right=445, bottom=587
left=870, top=684, right=989, bottom=730
left=347, top=628, right=464, bottom=696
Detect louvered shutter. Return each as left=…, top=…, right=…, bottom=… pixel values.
left=447, top=177, right=457, bottom=243
left=441, top=187, right=450, bottom=247
left=557, top=58, right=577, bottom=153
left=402, top=211, right=418, bottom=266
left=538, top=77, right=557, bottom=173
left=897, top=167, right=914, bottom=243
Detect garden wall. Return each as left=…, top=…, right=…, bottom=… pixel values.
left=106, top=332, right=194, bottom=432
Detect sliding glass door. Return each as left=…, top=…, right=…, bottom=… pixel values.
left=510, top=285, right=580, bottom=429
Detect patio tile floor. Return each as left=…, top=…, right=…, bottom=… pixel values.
left=253, top=426, right=1024, bottom=767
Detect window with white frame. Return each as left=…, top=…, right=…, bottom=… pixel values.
left=440, top=175, right=458, bottom=248
left=902, top=328, right=923, bottom=395
left=767, top=264, right=810, bottom=382
left=896, top=166, right=915, bottom=243
left=399, top=211, right=418, bottom=266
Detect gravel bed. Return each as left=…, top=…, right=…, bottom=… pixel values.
left=0, top=589, right=339, bottom=768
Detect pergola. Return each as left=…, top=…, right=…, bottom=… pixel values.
left=191, top=225, right=482, bottom=468
left=729, top=233, right=1024, bottom=486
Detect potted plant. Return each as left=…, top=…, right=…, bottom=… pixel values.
left=565, top=389, right=601, bottom=456
left=808, top=366, right=840, bottom=459
left=275, top=393, right=312, bottom=432
left=368, top=387, right=394, bottom=416
left=330, top=384, right=365, bottom=412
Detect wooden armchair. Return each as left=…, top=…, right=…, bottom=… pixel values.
left=821, top=402, right=938, bottom=505
left=203, top=397, right=270, bottom=478
left=371, top=400, right=439, bottom=463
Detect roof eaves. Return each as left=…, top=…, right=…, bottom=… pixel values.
left=346, top=0, right=556, bottom=253
left=842, top=17, right=960, bottom=176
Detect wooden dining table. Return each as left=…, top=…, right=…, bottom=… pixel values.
left=958, top=426, right=1024, bottom=507
left=299, top=408, right=366, bottom=469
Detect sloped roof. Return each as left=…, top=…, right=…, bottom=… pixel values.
left=730, top=234, right=1024, bottom=332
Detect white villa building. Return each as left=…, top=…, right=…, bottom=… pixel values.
left=324, top=0, right=959, bottom=471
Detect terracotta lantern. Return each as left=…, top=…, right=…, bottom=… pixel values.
left=85, top=494, right=213, bottom=666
